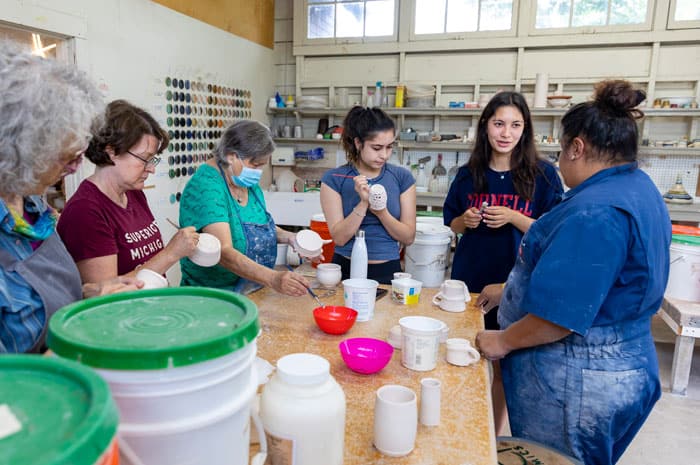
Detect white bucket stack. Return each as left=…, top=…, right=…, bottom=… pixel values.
left=666, top=235, right=700, bottom=302
left=47, top=287, right=264, bottom=465
left=405, top=223, right=453, bottom=288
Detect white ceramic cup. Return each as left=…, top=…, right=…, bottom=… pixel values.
left=316, top=263, right=341, bottom=288
left=439, top=279, right=470, bottom=300
left=387, top=325, right=403, bottom=349
left=445, top=338, right=481, bottom=367
left=189, top=233, right=221, bottom=267
left=432, top=294, right=466, bottom=313
left=373, top=385, right=418, bottom=457
left=419, top=378, right=441, bottom=426
left=135, top=268, right=168, bottom=289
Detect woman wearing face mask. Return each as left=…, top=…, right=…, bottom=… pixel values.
left=178, top=120, right=309, bottom=296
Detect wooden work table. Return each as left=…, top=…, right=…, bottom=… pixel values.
left=248, top=285, right=497, bottom=465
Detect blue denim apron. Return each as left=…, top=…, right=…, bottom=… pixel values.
left=501, top=321, right=660, bottom=465
left=218, top=164, right=277, bottom=294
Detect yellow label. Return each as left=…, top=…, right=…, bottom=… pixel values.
left=406, top=293, right=420, bottom=305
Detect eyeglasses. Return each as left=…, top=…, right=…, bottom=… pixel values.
left=126, top=150, right=161, bottom=167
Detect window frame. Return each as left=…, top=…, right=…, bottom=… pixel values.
left=302, top=0, right=399, bottom=45
left=667, top=0, right=700, bottom=29
left=528, top=0, right=654, bottom=36
left=409, top=0, right=520, bottom=41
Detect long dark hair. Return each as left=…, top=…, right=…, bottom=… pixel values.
left=467, top=91, right=540, bottom=199
left=561, top=80, right=645, bottom=163
left=341, top=106, right=395, bottom=165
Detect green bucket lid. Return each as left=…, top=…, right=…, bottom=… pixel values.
left=0, top=355, right=118, bottom=465
left=672, top=234, right=700, bottom=247
left=47, top=287, right=259, bottom=370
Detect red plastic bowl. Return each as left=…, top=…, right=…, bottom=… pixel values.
left=338, top=337, right=394, bottom=374
left=313, top=306, right=358, bottom=335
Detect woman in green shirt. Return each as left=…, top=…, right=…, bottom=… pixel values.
left=179, top=120, right=309, bottom=296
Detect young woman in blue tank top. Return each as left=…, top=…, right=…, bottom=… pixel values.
left=321, top=107, right=416, bottom=284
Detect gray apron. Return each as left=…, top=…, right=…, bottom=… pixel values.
left=0, top=232, right=82, bottom=352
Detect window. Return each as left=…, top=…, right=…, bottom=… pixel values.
left=535, top=0, right=649, bottom=29
left=414, top=0, right=515, bottom=34
left=668, top=0, right=700, bottom=29
left=307, top=0, right=395, bottom=40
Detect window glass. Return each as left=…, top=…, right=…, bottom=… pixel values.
left=674, top=0, right=700, bottom=21
left=306, top=0, right=395, bottom=39
left=416, top=0, right=514, bottom=34
left=535, top=0, right=648, bottom=28
left=337, top=2, right=364, bottom=37
left=308, top=4, right=335, bottom=38
left=366, top=0, right=395, bottom=36
left=446, top=0, right=479, bottom=33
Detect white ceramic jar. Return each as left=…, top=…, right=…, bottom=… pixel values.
left=260, top=353, right=346, bottom=465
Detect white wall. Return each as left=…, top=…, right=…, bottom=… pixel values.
left=1, top=0, right=275, bottom=284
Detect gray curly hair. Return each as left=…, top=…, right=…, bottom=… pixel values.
left=214, top=120, right=275, bottom=167
left=0, top=41, right=103, bottom=197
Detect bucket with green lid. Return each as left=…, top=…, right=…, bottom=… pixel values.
left=47, top=287, right=265, bottom=465
left=667, top=234, right=700, bottom=302
left=0, top=355, right=119, bottom=465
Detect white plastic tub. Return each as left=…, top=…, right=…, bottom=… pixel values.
left=666, top=240, right=700, bottom=302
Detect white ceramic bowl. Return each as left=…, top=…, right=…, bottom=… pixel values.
left=547, top=96, right=572, bottom=108
left=189, top=233, right=221, bottom=267
left=295, top=230, right=323, bottom=258
left=135, top=268, right=169, bottom=289
left=316, top=263, right=342, bottom=288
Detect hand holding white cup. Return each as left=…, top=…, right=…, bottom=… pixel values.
left=135, top=268, right=168, bottom=289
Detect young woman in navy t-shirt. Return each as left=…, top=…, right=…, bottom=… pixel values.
left=443, top=91, right=563, bottom=435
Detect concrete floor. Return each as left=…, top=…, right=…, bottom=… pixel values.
left=617, top=315, right=700, bottom=465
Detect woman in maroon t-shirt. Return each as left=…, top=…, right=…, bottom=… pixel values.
left=57, top=100, right=199, bottom=282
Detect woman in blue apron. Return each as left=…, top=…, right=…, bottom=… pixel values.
left=0, top=44, right=140, bottom=353
left=179, top=120, right=311, bottom=296
left=475, top=80, right=670, bottom=465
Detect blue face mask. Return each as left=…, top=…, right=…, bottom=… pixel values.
left=231, top=164, right=263, bottom=187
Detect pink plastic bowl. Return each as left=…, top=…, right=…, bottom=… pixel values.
left=338, top=337, right=394, bottom=374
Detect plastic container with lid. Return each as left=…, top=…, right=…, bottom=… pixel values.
left=260, top=353, right=346, bottom=465
left=47, top=287, right=264, bottom=465
left=0, top=355, right=119, bottom=465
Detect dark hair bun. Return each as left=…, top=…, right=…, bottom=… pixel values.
left=593, top=80, right=645, bottom=117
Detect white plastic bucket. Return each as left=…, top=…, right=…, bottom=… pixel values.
left=343, top=278, right=379, bottom=321
left=666, top=241, right=700, bottom=302
left=405, top=224, right=452, bottom=288
left=399, top=316, right=443, bottom=371
left=118, top=363, right=259, bottom=465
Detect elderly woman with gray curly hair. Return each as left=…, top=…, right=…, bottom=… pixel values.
left=0, top=43, right=141, bottom=353
left=178, top=120, right=312, bottom=296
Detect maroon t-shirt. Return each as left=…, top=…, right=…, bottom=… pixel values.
left=57, top=180, right=164, bottom=275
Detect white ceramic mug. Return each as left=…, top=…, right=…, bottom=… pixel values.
left=432, top=294, right=466, bottom=313
left=316, top=263, right=341, bottom=288
left=135, top=268, right=168, bottom=289
left=440, top=280, right=470, bottom=300
left=445, top=338, right=481, bottom=367
left=189, top=233, right=221, bottom=267
left=373, top=385, right=417, bottom=457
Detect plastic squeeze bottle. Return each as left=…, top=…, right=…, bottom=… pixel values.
left=350, top=230, right=368, bottom=279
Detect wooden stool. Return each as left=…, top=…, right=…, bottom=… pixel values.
left=659, top=297, right=700, bottom=395
left=497, top=437, right=582, bottom=465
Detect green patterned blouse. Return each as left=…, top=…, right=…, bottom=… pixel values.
left=179, top=163, right=268, bottom=288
